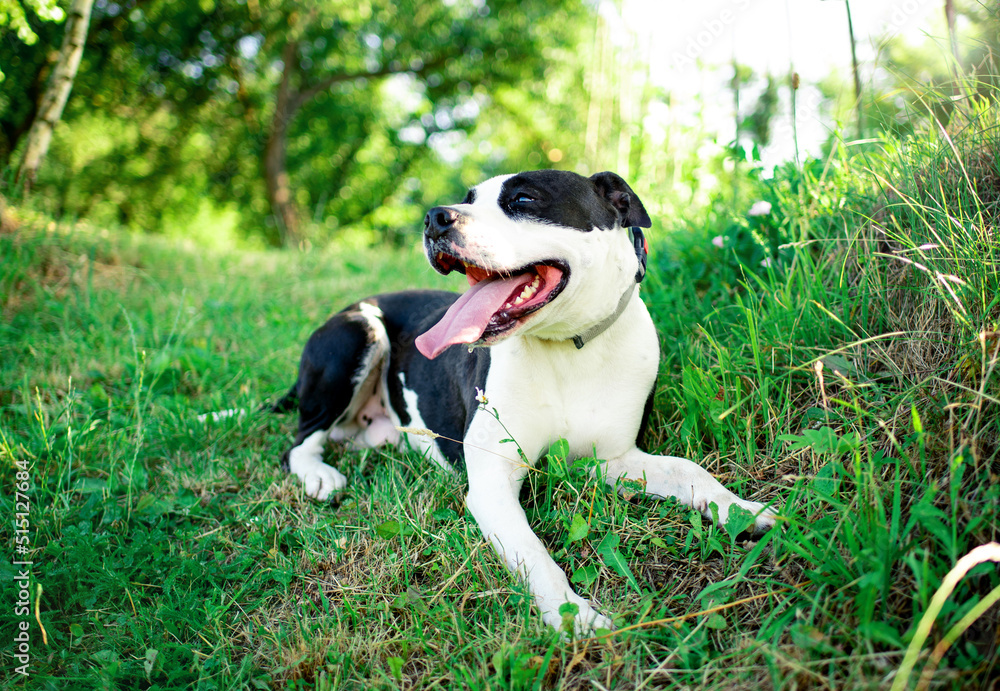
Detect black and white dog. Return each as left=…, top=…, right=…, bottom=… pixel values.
left=275, top=170, right=775, bottom=632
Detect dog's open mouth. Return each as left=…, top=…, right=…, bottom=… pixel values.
left=415, top=255, right=568, bottom=359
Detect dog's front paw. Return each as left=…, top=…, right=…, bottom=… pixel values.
left=712, top=497, right=777, bottom=536
left=540, top=597, right=613, bottom=637
left=296, top=460, right=348, bottom=501
left=744, top=501, right=778, bottom=533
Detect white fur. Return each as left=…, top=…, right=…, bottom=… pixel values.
left=352, top=302, right=388, bottom=386
left=401, top=386, right=452, bottom=471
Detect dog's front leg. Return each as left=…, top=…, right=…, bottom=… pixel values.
left=602, top=448, right=776, bottom=532
left=465, top=452, right=613, bottom=634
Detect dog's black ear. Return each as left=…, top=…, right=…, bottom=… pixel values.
left=589, top=171, right=652, bottom=229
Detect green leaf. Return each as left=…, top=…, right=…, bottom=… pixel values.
left=723, top=504, right=755, bottom=541
left=705, top=613, right=727, bottom=630
left=596, top=532, right=641, bottom=594
left=135, top=494, right=174, bottom=516
left=837, top=433, right=860, bottom=454
left=558, top=601, right=580, bottom=634
left=859, top=621, right=903, bottom=648
left=432, top=508, right=458, bottom=522
left=567, top=514, right=589, bottom=542
left=911, top=501, right=952, bottom=547
left=390, top=587, right=428, bottom=613
left=387, top=656, right=404, bottom=681
left=143, top=648, right=159, bottom=679
left=571, top=564, right=599, bottom=588
left=821, top=354, right=864, bottom=381
left=375, top=519, right=415, bottom=539
left=376, top=520, right=401, bottom=538
left=558, top=601, right=579, bottom=617
left=492, top=650, right=505, bottom=675
left=778, top=426, right=854, bottom=456
left=810, top=462, right=841, bottom=497
left=92, top=650, right=116, bottom=663
left=547, top=438, right=569, bottom=461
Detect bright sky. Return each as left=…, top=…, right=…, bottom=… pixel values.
left=624, top=0, right=943, bottom=82
left=609, top=0, right=948, bottom=166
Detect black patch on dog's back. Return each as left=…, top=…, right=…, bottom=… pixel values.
left=370, top=291, right=490, bottom=469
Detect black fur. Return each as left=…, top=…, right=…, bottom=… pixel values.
left=499, top=170, right=652, bottom=232
left=370, top=291, right=490, bottom=468
left=278, top=290, right=489, bottom=470
left=637, top=384, right=656, bottom=449
left=279, top=312, right=374, bottom=471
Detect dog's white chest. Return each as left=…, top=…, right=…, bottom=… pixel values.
left=481, top=301, right=659, bottom=462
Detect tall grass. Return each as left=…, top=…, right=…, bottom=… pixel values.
left=1, top=93, right=998, bottom=689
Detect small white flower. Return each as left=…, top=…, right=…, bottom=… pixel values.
left=760, top=257, right=774, bottom=268
left=748, top=200, right=772, bottom=217
left=711, top=235, right=725, bottom=249
left=475, top=387, right=488, bottom=405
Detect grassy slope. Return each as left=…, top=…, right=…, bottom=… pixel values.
left=1, top=114, right=998, bottom=690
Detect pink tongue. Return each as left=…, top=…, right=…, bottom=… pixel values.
left=415, top=273, right=533, bottom=359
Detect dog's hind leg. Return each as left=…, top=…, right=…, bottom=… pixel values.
left=599, top=448, right=776, bottom=532
left=282, top=302, right=391, bottom=500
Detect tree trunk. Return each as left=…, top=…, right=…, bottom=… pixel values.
left=261, top=19, right=452, bottom=247
left=944, top=0, right=960, bottom=73
left=264, top=40, right=302, bottom=247
left=16, top=0, right=94, bottom=191
left=844, top=0, right=863, bottom=137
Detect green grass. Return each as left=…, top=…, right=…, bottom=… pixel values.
left=1, top=103, right=999, bottom=689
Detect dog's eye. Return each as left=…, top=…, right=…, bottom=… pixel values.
left=512, top=194, right=535, bottom=204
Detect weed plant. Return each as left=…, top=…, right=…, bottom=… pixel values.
left=1, top=99, right=998, bottom=689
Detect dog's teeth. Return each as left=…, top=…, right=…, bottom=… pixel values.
left=511, top=277, right=541, bottom=307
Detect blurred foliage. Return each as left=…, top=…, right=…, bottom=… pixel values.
left=2, top=0, right=589, bottom=245
left=0, top=0, right=64, bottom=48
left=863, top=1, right=999, bottom=138
left=741, top=74, right=779, bottom=149
left=2, top=1, right=998, bottom=247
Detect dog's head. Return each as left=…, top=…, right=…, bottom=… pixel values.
left=415, top=170, right=651, bottom=359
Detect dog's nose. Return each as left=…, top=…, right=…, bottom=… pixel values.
left=424, top=206, right=460, bottom=241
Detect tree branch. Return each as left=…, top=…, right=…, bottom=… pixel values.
left=290, top=52, right=454, bottom=113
